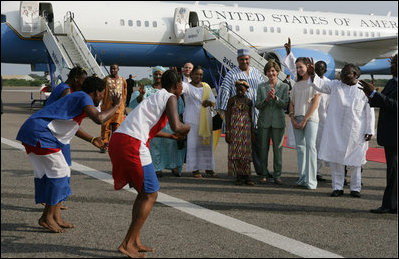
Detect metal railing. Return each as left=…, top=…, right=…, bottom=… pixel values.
left=201, top=22, right=267, bottom=72
left=64, top=11, right=109, bottom=76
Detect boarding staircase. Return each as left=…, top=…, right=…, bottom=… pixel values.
left=183, top=22, right=287, bottom=84
left=42, top=12, right=108, bottom=82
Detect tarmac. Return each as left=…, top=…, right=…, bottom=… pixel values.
left=1, top=87, right=398, bottom=258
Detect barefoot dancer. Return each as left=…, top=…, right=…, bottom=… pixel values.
left=17, top=76, right=121, bottom=233
left=108, top=70, right=190, bottom=257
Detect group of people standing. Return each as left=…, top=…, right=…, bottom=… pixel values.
left=15, top=37, right=396, bottom=257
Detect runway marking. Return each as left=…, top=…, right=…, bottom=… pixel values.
left=2, top=137, right=343, bottom=258
left=3, top=89, right=40, bottom=92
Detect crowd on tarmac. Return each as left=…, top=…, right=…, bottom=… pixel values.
left=14, top=37, right=397, bottom=257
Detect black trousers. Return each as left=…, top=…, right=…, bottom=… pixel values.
left=382, top=146, right=397, bottom=211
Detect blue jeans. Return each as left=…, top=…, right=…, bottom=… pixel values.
left=293, top=116, right=318, bottom=189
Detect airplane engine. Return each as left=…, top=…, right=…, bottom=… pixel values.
left=265, top=48, right=336, bottom=80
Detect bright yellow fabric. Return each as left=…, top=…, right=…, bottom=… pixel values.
left=212, top=129, right=221, bottom=152
left=198, top=82, right=211, bottom=145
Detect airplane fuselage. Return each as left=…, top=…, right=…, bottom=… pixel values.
left=1, top=1, right=398, bottom=72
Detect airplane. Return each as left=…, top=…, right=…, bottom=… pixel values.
left=1, top=1, right=397, bottom=87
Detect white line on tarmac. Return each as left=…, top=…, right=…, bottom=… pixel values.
left=2, top=137, right=343, bottom=258
left=3, top=89, right=40, bottom=92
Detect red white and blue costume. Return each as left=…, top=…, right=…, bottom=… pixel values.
left=16, top=91, right=93, bottom=205
left=45, top=82, right=73, bottom=165
left=109, top=88, right=173, bottom=193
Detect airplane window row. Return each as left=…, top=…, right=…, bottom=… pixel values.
left=232, top=25, right=282, bottom=34
left=303, top=28, right=381, bottom=37
left=120, top=19, right=157, bottom=28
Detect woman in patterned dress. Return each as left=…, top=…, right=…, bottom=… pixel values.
left=225, top=80, right=255, bottom=186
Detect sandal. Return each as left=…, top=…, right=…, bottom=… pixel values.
left=205, top=170, right=219, bottom=178
left=245, top=180, right=255, bottom=186
left=192, top=171, right=202, bottom=178
left=235, top=179, right=243, bottom=185
left=260, top=177, right=267, bottom=183
left=171, top=168, right=181, bottom=177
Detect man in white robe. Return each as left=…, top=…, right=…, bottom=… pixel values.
left=314, top=61, right=330, bottom=182
left=311, top=64, right=375, bottom=198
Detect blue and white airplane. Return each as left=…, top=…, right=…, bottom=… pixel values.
left=1, top=1, right=397, bottom=81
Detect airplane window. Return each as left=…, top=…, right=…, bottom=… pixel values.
left=316, top=29, right=320, bottom=34
left=371, top=32, right=375, bottom=37
left=303, top=28, right=307, bottom=34
left=365, top=32, right=369, bottom=37
left=228, top=24, right=232, bottom=30
left=270, top=27, right=274, bottom=33
left=309, top=29, right=313, bottom=34
left=359, top=31, right=363, bottom=36
left=377, top=32, right=380, bottom=37
left=322, top=29, right=326, bottom=35
left=153, top=21, right=157, bottom=27
left=120, top=19, right=125, bottom=26
left=277, top=27, right=281, bottom=33
left=335, top=30, right=339, bottom=36
left=353, top=31, right=357, bottom=36
left=341, top=30, right=345, bottom=36
left=235, top=25, right=240, bottom=32
left=145, top=21, right=149, bottom=27
left=329, top=30, right=332, bottom=35
left=347, top=31, right=350, bottom=36
left=264, top=27, right=267, bottom=32
left=249, top=26, right=254, bottom=32
left=137, top=20, right=141, bottom=27
left=128, top=20, right=133, bottom=27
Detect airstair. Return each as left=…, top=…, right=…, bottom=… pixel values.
left=42, top=12, right=108, bottom=82
left=183, top=22, right=287, bottom=84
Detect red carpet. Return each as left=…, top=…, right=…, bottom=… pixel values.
left=220, top=134, right=386, bottom=164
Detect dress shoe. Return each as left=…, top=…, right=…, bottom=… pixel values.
left=350, top=191, right=361, bottom=198
left=274, top=178, right=283, bottom=185
left=330, top=190, right=344, bottom=197
left=317, top=175, right=326, bottom=182
left=370, top=207, right=396, bottom=214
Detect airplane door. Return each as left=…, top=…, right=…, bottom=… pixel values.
left=20, top=1, right=41, bottom=34
left=173, top=7, right=190, bottom=39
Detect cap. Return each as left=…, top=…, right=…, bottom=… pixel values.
left=237, top=49, right=250, bottom=57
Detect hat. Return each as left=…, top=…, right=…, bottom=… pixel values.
left=237, top=49, right=250, bottom=57
left=152, top=66, right=166, bottom=74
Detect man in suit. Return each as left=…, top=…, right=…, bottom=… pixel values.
left=125, top=74, right=136, bottom=107
left=359, top=54, right=397, bottom=214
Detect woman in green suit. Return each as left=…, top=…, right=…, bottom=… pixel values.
left=256, top=60, right=289, bottom=184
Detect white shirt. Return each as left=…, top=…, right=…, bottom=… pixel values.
left=291, top=79, right=320, bottom=122
left=116, top=88, right=173, bottom=144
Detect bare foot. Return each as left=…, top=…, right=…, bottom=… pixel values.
left=137, top=245, right=155, bottom=253
left=118, top=244, right=146, bottom=258
left=55, top=219, right=75, bottom=228
left=38, top=218, right=49, bottom=229
left=39, top=218, right=65, bottom=233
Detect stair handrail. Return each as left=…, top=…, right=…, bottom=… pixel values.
left=202, top=23, right=267, bottom=72
left=64, top=11, right=109, bottom=76
left=201, top=22, right=287, bottom=82
left=44, top=22, right=74, bottom=68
